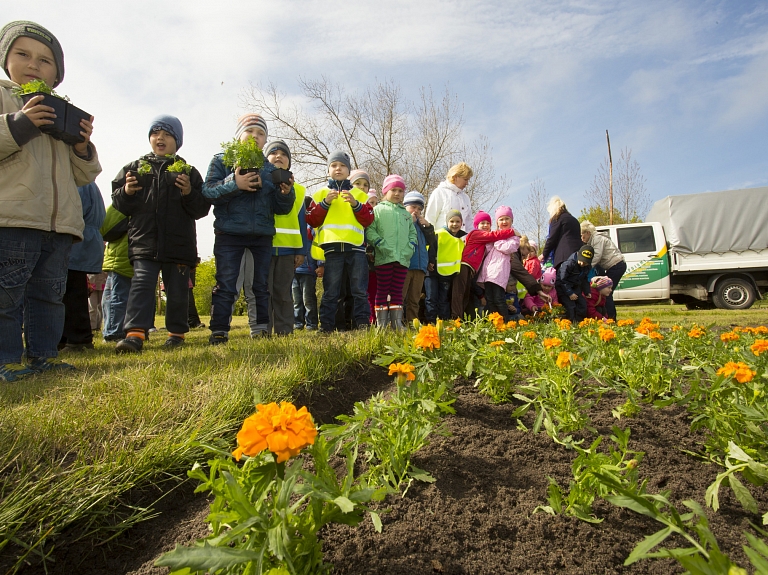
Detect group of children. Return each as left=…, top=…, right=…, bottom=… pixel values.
left=0, top=19, right=619, bottom=382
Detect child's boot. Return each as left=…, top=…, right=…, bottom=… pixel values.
left=374, top=305, right=390, bottom=329
left=389, top=305, right=405, bottom=331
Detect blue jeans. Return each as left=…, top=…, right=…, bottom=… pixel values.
left=0, top=228, right=72, bottom=363
left=319, top=250, right=369, bottom=331
left=293, top=273, right=318, bottom=329
left=210, top=234, right=271, bottom=333
left=124, top=260, right=190, bottom=334
left=424, top=274, right=452, bottom=323
left=102, top=271, right=132, bottom=340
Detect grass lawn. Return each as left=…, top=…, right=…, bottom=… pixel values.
left=1, top=302, right=767, bottom=569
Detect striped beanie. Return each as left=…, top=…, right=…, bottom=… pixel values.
left=591, top=276, right=613, bottom=290
left=349, top=169, right=370, bottom=187
left=382, top=174, right=406, bottom=196
left=235, top=114, right=268, bottom=141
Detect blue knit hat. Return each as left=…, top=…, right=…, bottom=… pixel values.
left=403, top=191, right=425, bottom=207
left=148, top=114, right=183, bottom=150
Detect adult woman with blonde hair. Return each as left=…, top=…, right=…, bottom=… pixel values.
left=580, top=220, right=626, bottom=320
left=424, top=162, right=473, bottom=232
left=540, top=196, right=581, bottom=270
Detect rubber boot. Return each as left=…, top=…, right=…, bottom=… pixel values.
left=389, top=305, right=405, bottom=331
left=375, top=305, right=390, bottom=329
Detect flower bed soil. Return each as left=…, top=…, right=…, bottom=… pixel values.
left=12, top=370, right=765, bottom=575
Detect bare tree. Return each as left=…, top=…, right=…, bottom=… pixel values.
left=584, top=147, right=650, bottom=223
left=517, top=177, right=548, bottom=248
left=241, top=78, right=506, bottom=210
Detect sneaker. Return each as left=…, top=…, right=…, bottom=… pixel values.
left=251, top=330, right=270, bottom=338
left=306, top=325, right=317, bottom=332
left=190, top=322, right=206, bottom=329
left=0, top=363, right=35, bottom=382
left=28, top=357, right=76, bottom=373
left=60, top=342, right=95, bottom=353
left=209, top=332, right=228, bottom=345
left=164, top=335, right=184, bottom=348
left=115, top=336, right=144, bottom=354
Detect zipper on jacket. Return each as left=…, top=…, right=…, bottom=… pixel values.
left=49, top=138, right=59, bottom=231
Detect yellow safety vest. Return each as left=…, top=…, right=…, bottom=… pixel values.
left=435, top=228, right=464, bottom=276
left=273, top=183, right=306, bottom=248
left=312, top=187, right=369, bottom=248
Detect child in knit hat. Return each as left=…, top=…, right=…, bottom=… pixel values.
left=365, top=175, right=417, bottom=329
left=522, top=267, right=559, bottom=315
left=451, top=209, right=516, bottom=320
left=476, top=206, right=520, bottom=321
left=519, top=235, right=542, bottom=280
left=0, top=21, right=102, bottom=380
left=402, top=191, right=436, bottom=324
left=111, top=115, right=210, bottom=353
left=202, top=114, right=296, bottom=343
left=425, top=210, right=466, bottom=322
left=306, top=150, right=374, bottom=331
left=586, top=276, right=613, bottom=320
left=350, top=169, right=371, bottom=193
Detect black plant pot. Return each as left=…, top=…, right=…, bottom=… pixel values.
left=129, top=171, right=151, bottom=190
left=271, top=168, right=293, bottom=185
left=238, top=167, right=260, bottom=175
left=19, top=92, right=90, bottom=146
left=166, top=172, right=183, bottom=188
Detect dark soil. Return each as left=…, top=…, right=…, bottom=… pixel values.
left=10, top=370, right=766, bottom=575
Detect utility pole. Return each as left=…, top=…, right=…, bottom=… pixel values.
left=606, top=130, right=613, bottom=225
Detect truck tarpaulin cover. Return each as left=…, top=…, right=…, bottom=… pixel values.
left=645, top=187, right=768, bottom=255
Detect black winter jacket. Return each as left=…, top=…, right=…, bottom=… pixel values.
left=111, top=154, right=210, bottom=266
left=542, top=211, right=581, bottom=268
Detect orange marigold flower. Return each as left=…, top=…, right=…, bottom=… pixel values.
left=388, top=362, right=416, bottom=382
left=518, top=319, right=529, bottom=326
left=524, top=331, right=537, bottom=339
left=717, top=361, right=756, bottom=383
left=453, top=318, right=462, bottom=328
left=233, top=402, right=318, bottom=463
left=636, top=318, right=660, bottom=335
left=649, top=331, right=664, bottom=340
left=720, top=331, right=740, bottom=343
left=505, top=320, right=518, bottom=329
left=746, top=326, right=768, bottom=335
left=543, top=337, right=562, bottom=350
left=599, top=328, right=616, bottom=342
left=688, top=326, right=706, bottom=338
left=414, top=324, right=441, bottom=350
left=579, top=318, right=598, bottom=328
left=556, top=351, right=579, bottom=368
left=751, top=340, right=768, bottom=356
left=617, top=319, right=635, bottom=327
left=487, top=311, right=505, bottom=327
left=554, top=318, right=572, bottom=330
left=489, top=340, right=505, bottom=347
left=671, top=325, right=683, bottom=331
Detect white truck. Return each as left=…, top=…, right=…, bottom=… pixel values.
left=595, top=186, right=768, bottom=310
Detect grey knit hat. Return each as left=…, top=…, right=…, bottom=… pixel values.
left=446, top=209, right=463, bottom=224
left=265, top=140, right=291, bottom=169
left=327, top=150, right=351, bottom=171
left=0, top=21, right=64, bottom=87
left=403, top=191, right=425, bottom=207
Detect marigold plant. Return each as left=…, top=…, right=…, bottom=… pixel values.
left=523, top=331, right=537, bottom=339
left=617, top=319, right=635, bottom=327
left=579, top=318, right=598, bottom=328
left=636, top=317, right=660, bottom=335
left=688, top=326, right=706, bottom=338
left=505, top=320, right=518, bottom=329
left=388, top=363, right=416, bottom=384
left=556, top=351, right=580, bottom=369
left=543, top=337, right=562, bottom=350
left=649, top=331, right=664, bottom=341
left=487, top=312, right=505, bottom=330
left=717, top=361, right=757, bottom=383
left=518, top=319, right=529, bottom=326
left=489, top=340, right=505, bottom=347
left=599, top=327, right=616, bottom=342
left=720, top=331, right=740, bottom=343
left=414, top=325, right=441, bottom=350
left=554, top=318, right=572, bottom=330
left=233, top=402, right=318, bottom=463
left=751, top=340, right=768, bottom=356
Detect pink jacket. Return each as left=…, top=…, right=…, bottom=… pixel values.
left=523, top=289, right=559, bottom=312
left=523, top=256, right=542, bottom=280
left=477, top=235, right=520, bottom=288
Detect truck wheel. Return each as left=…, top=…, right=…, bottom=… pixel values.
left=713, top=278, right=756, bottom=310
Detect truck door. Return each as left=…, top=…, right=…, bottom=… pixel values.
left=611, top=224, right=669, bottom=300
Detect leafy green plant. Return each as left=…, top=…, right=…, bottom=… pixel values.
left=12, top=79, right=68, bottom=100
left=166, top=156, right=192, bottom=174
left=222, top=137, right=265, bottom=170
left=706, top=441, right=768, bottom=522
left=534, top=426, right=644, bottom=522
left=137, top=160, right=152, bottom=175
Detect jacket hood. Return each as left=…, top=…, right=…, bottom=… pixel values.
left=436, top=180, right=463, bottom=195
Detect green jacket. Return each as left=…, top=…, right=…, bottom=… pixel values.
left=100, top=206, right=133, bottom=278
left=365, top=201, right=417, bottom=268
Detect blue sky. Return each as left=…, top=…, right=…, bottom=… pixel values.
left=7, top=1, right=767, bottom=258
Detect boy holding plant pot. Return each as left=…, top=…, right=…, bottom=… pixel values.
left=111, top=115, right=210, bottom=353
left=202, top=114, right=296, bottom=343
left=0, top=21, right=101, bottom=381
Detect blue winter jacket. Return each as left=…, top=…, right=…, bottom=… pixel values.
left=557, top=252, right=590, bottom=298
left=408, top=219, right=436, bottom=273
left=202, top=154, right=295, bottom=236
left=68, top=183, right=106, bottom=273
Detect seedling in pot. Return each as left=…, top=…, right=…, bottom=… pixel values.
left=165, top=156, right=192, bottom=187
left=221, top=137, right=265, bottom=175
left=14, top=79, right=91, bottom=146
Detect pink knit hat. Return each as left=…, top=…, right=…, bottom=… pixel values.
left=541, top=267, right=556, bottom=287
left=367, top=189, right=379, bottom=200
left=382, top=174, right=406, bottom=196
left=473, top=211, right=491, bottom=229
left=495, top=205, right=513, bottom=221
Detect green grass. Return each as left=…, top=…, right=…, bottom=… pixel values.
left=0, top=319, right=397, bottom=571
left=615, top=298, right=768, bottom=328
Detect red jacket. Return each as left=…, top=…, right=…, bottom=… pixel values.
left=586, top=287, right=609, bottom=320
left=461, top=228, right=515, bottom=272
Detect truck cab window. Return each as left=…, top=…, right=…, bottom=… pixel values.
left=617, top=226, right=656, bottom=253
